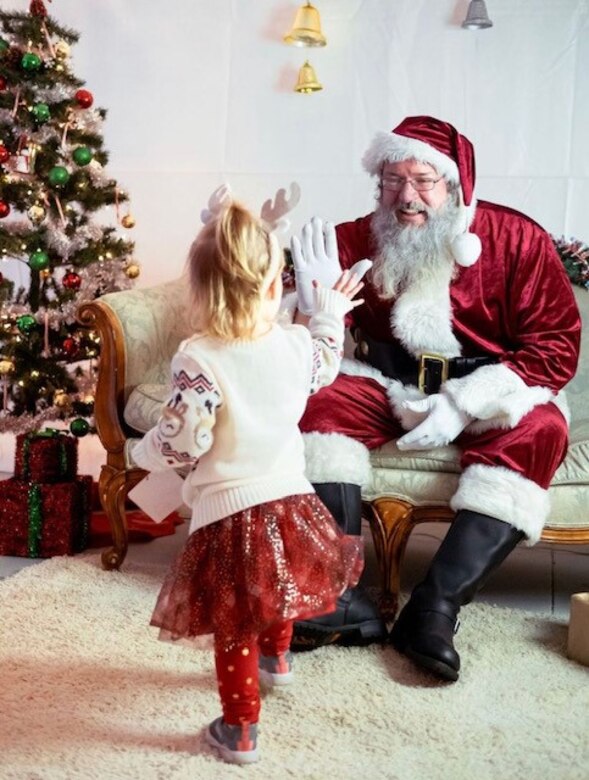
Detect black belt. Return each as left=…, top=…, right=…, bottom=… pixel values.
left=352, top=329, right=496, bottom=395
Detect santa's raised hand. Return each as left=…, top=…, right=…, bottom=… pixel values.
left=291, top=217, right=372, bottom=315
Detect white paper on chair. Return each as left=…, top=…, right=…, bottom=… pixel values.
left=128, top=470, right=184, bottom=523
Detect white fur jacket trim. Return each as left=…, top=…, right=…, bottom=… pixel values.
left=340, top=358, right=427, bottom=431
left=442, top=362, right=567, bottom=431
left=391, top=269, right=462, bottom=359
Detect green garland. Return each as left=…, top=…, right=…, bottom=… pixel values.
left=551, top=235, right=589, bottom=291
left=27, top=483, right=43, bottom=557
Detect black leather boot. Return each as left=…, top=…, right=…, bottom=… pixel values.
left=292, top=482, right=387, bottom=650
left=390, top=510, right=525, bottom=681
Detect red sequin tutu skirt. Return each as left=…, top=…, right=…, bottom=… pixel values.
left=150, top=493, right=363, bottom=644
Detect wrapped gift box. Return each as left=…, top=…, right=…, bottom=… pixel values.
left=0, top=476, right=92, bottom=558
left=13, top=430, right=78, bottom=484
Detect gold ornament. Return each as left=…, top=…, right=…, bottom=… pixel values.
left=0, top=358, right=15, bottom=375
left=121, top=214, right=136, bottom=229
left=40, top=268, right=52, bottom=280
left=125, top=263, right=140, bottom=279
left=28, top=204, right=46, bottom=224
left=53, top=389, right=70, bottom=408
left=54, top=41, right=71, bottom=60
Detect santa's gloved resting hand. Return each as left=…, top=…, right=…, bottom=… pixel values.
left=396, top=393, right=472, bottom=451
left=291, top=217, right=372, bottom=315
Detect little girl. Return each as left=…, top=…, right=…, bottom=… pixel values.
left=130, top=201, right=364, bottom=765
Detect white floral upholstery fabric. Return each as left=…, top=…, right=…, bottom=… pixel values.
left=119, top=282, right=589, bottom=532
left=99, top=275, right=193, bottom=404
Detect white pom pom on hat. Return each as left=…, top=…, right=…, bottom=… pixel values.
left=362, top=115, right=482, bottom=267
left=451, top=232, right=481, bottom=267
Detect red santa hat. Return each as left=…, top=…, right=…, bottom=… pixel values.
left=362, top=115, right=481, bottom=267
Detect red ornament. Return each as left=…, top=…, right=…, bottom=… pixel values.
left=74, top=89, right=94, bottom=109
left=29, top=0, right=48, bottom=17
left=0, top=200, right=10, bottom=218
left=0, top=144, right=9, bottom=164
left=62, top=337, right=78, bottom=358
left=62, top=271, right=82, bottom=290
left=0, top=76, right=7, bottom=91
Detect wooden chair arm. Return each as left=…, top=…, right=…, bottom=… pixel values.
left=77, top=299, right=130, bottom=470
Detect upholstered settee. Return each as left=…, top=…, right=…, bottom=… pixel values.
left=78, top=279, right=589, bottom=615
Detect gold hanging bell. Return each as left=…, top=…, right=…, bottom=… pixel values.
left=294, top=60, right=323, bottom=93
left=284, top=2, right=327, bottom=47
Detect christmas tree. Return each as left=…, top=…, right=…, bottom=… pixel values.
left=0, top=0, right=139, bottom=437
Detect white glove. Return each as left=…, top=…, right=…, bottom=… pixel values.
left=291, top=216, right=372, bottom=315
left=396, top=394, right=472, bottom=451
left=200, top=183, right=232, bottom=224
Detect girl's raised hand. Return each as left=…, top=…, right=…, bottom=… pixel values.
left=314, top=270, right=365, bottom=308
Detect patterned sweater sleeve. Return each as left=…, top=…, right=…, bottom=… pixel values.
left=131, top=349, right=223, bottom=471
left=308, top=287, right=354, bottom=394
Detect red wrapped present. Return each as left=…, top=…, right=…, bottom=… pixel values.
left=14, top=429, right=78, bottom=484
left=0, top=476, right=92, bottom=558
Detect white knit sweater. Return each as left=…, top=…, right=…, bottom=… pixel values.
left=132, top=287, right=352, bottom=533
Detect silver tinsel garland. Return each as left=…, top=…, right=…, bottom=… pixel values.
left=44, top=219, right=105, bottom=259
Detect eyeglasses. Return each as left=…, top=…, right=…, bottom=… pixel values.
left=380, top=175, right=442, bottom=192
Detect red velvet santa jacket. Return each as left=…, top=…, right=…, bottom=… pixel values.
left=335, top=200, right=582, bottom=431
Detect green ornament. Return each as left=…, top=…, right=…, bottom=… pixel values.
left=17, top=313, right=37, bottom=334
left=21, top=52, right=42, bottom=71
left=0, top=39, right=9, bottom=55
left=29, top=248, right=50, bottom=271
left=48, top=166, right=70, bottom=187
left=70, top=417, right=90, bottom=437
left=32, top=103, right=50, bottom=123
left=72, top=146, right=93, bottom=166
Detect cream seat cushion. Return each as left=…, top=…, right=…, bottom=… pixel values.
left=363, top=417, right=589, bottom=530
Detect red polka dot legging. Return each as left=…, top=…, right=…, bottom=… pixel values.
left=214, top=619, right=293, bottom=725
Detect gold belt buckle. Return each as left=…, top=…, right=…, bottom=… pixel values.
left=418, top=353, right=449, bottom=393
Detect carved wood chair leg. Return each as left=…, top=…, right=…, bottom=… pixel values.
left=98, top=464, right=148, bottom=570
left=99, top=466, right=129, bottom=570
left=363, top=501, right=395, bottom=618
left=365, top=499, right=456, bottom=622
left=365, top=499, right=419, bottom=621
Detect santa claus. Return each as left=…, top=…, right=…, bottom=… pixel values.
left=290, top=115, right=581, bottom=681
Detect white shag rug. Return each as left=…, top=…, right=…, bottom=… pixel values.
left=1, top=553, right=587, bottom=780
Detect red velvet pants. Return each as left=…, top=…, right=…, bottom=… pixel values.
left=214, top=620, right=292, bottom=725
left=300, top=374, right=568, bottom=489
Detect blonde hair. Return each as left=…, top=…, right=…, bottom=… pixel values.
left=187, top=202, right=276, bottom=340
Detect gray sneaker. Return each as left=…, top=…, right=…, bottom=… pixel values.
left=259, top=651, right=294, bottom=687
left=206, top=717, right=259, bottom=764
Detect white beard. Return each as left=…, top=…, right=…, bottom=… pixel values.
left=370, top=197, right=461, bottom=300
left=370, top=197, right=464, bottom=359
